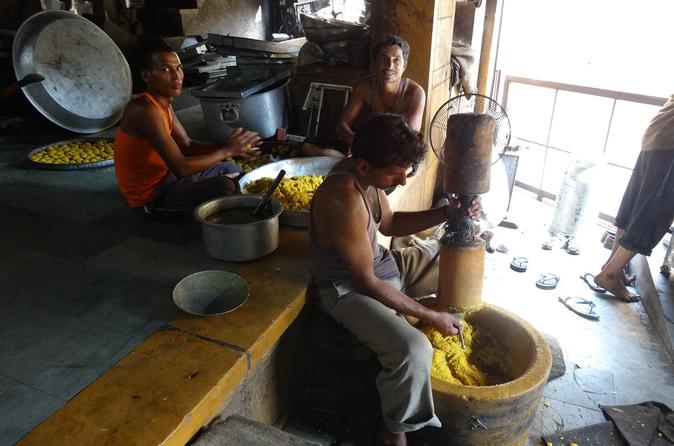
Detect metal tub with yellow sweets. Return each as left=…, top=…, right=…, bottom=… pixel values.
left=239, top=156, right=338, bottom=227
left=27, top=138, right=115, bottom=170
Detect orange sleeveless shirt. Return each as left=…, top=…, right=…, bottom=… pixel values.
left=114, top=92, right=173, bottom=207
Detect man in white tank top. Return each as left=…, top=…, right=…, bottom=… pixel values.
left=311, top=114, right=479, bottom=446
left=334, top=35, right=426, bottom=149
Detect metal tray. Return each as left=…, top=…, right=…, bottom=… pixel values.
left=238, top=156, right=339, bottom=227
left=13, top=11, right=131, bottom=133
left=28, top=137, right=114, bottom=170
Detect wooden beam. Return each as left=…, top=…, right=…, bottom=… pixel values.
left=477, top=0, right=497, bottom=96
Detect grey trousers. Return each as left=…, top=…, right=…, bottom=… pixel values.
left=314, top=242, right=443, bottom=433
left=615, top=150, right=674, bottom=256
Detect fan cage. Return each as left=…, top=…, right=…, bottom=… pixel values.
left=429, top=93, right=511, bottom=164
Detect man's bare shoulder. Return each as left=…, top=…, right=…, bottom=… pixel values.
left=314, top=175, right=367, bottom=219
left=120, top=95, right=163, bottom=134
left=125, top=95, right=156, bottom=117
left=353, top=77, right=373, bottom=96
left=405, top=79, right=426, bottom=97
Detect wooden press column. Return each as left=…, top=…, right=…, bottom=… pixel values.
left=372, top=0, right=457, bottom=213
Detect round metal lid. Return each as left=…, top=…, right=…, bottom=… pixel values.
left=13, top=11, right=131, bottom=133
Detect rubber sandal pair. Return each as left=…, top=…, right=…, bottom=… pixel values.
left=510, top=256, right=528, bottom=272
left=558, top=296, right=600, bottom=321
left=536, top=273, right=560, bottom=290
left=580, top=273, right=640, bottom=302
left=580, top=273, right=606, bottom=293
left=561, top=236, right=581, bottom=255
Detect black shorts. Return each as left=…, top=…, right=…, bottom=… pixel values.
left=614, top=150, right=674, bottom=256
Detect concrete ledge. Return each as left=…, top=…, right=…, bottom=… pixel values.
left=18, top=227, right=311, bottom=446
left=633, top=254, right=674, bottom=362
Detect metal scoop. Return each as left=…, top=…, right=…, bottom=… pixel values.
left=252, top=169, right=285, bottom=217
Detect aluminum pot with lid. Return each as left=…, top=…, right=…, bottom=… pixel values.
left=198, top=79, right=289, bottom=142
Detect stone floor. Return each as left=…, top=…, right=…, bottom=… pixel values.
left=282, top=189, right=674, bottom=445
left=0, top=113, right=233, bottom=446
left=1, top=109, right=673, bottom=446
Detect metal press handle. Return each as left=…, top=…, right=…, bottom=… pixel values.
left=220, top=104, right=239, bottom=124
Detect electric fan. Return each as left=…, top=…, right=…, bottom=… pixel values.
left=429, top=93, right=511, bottom=165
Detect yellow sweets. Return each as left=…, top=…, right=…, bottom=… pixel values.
left=424, top=321, right=511, bottom=386
left=29, top=140, right=114, bottom=165
left=244, top=175, right=324, bottom=210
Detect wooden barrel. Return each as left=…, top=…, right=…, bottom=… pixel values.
left=431, top=304, right=552, bottom=446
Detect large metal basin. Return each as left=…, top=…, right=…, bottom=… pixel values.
left=239, top=156, right=339, bottom=227
left=194, top=195, right=283, bottom=262
left=13, top=11, right=131, bottom=133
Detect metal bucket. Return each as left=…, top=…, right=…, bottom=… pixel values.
left=198, top=80, right=288, bottom=141
left=194, top=195, right=284, bottom=262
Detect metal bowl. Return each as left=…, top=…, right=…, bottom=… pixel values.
left=239, top=156, right=339, bottom=227
left=173, top=270, right=249, bottom=316
left=13, top=11, right=131, bottom=133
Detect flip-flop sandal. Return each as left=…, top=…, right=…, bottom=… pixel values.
left=558, top=296, right=600, bottom=320
left=510, top=256, right=528, bottom=272
left=580, top=273, right=606, bottom=294
left=536, top=273, right=560, bottom=290
left=565, top=243, right=581, bottom=255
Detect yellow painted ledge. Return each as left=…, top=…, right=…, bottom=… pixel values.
left=18, top=228, right=311, bottom=446
left=17, top=330, right=247, bottom=446
left=171, top=227, right=311, bottom=369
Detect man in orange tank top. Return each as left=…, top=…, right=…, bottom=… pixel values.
left=114, top=42, right=261, bottom=212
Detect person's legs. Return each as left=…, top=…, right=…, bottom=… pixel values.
left=391, top=237, right=441, bottom=301
left=596, top=150, right=674, bottom=301
left=152, top=161, right=241, bottom=209
left=595, top=245, right=639, bottom=302
left=315, top=279, right=441, bottom=441
left=602, top=228, right=634, bottom=285
left=617, top=151, right=674, bottom=257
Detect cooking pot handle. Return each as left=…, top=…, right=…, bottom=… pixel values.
left=220, top=104, right=239, bottom=124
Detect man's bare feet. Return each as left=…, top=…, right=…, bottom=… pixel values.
left=594, top=271, right=640, bottom=302
left=600, top=263, right=636, bottom=286
left=377, top=427, right=407, bottom=446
